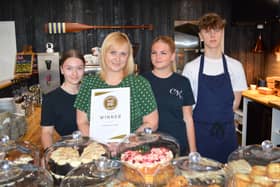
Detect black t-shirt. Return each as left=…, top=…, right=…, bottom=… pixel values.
left=41, top=87, right=78, bottom=136
left=142, top=72, right=195, bottom=155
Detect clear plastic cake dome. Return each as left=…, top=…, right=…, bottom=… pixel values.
left=115, top=128, right=180, bottom=186
left=170, top=152, right=227, bottom=186
left=44, top=131, right=110, bottom=186
left=0, top=135, right=40, bottom=166
left=60, top=157, right=121, bottom=187
left=0, top=160, right=53, bottom=187
left=226, top=140, right=280, bottom=186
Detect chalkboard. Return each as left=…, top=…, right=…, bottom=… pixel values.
left=15, top=53, right=34, bottom=75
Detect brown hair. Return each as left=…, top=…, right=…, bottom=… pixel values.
left=100, top=32, right=134, bottom=80
left=198, top=13, right=226, bottom=31
left=60, top=49, right=85, bottom=66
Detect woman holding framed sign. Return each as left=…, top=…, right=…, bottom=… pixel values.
left=74, top=32, right=158, bottom=139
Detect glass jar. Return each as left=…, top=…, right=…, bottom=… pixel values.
left=227, top=140, right=280, bottom=186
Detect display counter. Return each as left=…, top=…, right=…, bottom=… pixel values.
left=242, top=90, right=280, bottom=147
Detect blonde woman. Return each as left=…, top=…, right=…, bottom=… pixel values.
left=74, top=32, right=158, bottom=138
left=142, top=36, right=196, bottom=155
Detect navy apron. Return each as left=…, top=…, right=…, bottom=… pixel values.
left=193, top=54, right=238, bottom=163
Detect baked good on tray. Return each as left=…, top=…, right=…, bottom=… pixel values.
left=47, top=142, right=106, bottom=181
left=227, top=140, right=280, bottom=186
left=113, top=181, right=136, bottom=187
left=267, top=163, right=280, bottom=180
left=164, top=175, right=188, bottom=187
left=120, top=147, right=175, bottom=185
left=227, top=159, right=280, bottom=186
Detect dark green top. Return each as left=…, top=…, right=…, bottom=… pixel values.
left=74, top=74, right=157, bottom=132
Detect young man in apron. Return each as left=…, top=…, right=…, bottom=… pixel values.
left=182, top=13, right=247, bottom=163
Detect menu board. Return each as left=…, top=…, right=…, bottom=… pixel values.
left=15, top=53, right=34, bottom=74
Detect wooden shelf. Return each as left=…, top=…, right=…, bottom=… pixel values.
left=0, top=80, right=13, bottom=89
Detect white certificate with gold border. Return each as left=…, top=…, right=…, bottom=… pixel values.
left=90, top=87, right=130, bottom=143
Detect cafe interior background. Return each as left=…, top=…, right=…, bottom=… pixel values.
left=0, top=0, right=280, bottom=146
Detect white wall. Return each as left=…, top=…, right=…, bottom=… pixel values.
left=0, top=21, right=17, bottom=83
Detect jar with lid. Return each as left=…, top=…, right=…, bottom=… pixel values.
left=168, top=152, right=227, bottom=186
left=0, top=135, right=40, bottom=166
left=0, top=160, right=53, bottom=187
left=115, top=128, right=180, bottom=186
left=226, top=140, right=280, bottom=186
left=44, top=131, right=110, bottom=185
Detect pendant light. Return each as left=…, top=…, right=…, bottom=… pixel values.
left=252, top=24, right=264, bottom=53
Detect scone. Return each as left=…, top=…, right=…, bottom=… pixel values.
left=234, top=173, right=251, bottom=187
left=267, top=163, right=280, bottom=180
left=165, top=175, right=188, bottom=187
left=250, top=175, right=274, bottom=186
left=250, top=165, right=267, bottom=176
left=114, top=181, right=136, bottom=187
left=227, top=159, right=252, bottom=174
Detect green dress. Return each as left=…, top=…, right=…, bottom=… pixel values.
left=74, top=74, right=157, bottom=132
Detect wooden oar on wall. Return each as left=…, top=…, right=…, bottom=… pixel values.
left=45, top=22, right=153, bottom=34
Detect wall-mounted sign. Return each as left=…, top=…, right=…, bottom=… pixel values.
left=15, top=53, right=34, bottom=75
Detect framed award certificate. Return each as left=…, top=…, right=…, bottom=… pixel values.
left=90, top=87, right=130, bottom=143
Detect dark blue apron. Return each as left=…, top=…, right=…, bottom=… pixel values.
left=193, top=54, right=238, bottom=163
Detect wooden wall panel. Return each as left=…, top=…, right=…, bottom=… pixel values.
left=0, top=0, right=278, bottom=81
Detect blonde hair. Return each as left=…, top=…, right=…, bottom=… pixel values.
left=151, top=35, right=177, bottom=72
left=100, top=32, right=135, bottom=79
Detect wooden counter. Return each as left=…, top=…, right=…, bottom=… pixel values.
left=242, top=90, right=280, bottom=109
left=20, top=106, right=60, bottom=152
left=0, top=80, right=13, bottom=89
left=242, top=90, right=280, bottom=146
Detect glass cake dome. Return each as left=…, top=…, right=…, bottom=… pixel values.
left=170, top=152, right=227, bottom=186
left=0, top=135, right=40, bottom=166
left=44, top=131, right=110, bottom=186
left=60, top=157, right=121, bottom=187
left=116, top=128, right=180, bottom=157
left=226, top=140, right=280, bottom=186
left=0, top=160, right=53, bottom=187
left=115, top=128, right=180, bottom=186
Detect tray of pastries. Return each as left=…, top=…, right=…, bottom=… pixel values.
left=226, top=140, right=280, bottom=186
left=44, top=131, right=109, bottom=185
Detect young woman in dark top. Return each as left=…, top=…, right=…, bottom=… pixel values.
left=41, top=49, right=85, bottom=150
left=142, top=36, right=196, bottom=155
